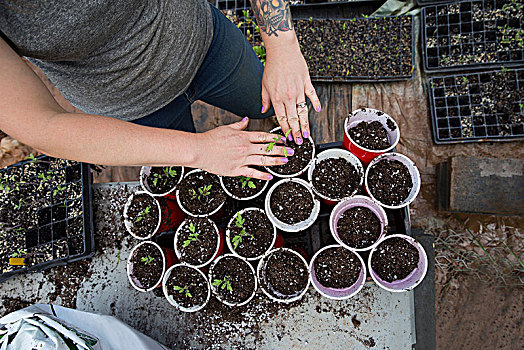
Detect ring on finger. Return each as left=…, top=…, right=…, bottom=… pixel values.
left=296, top=102, right=307, bottom=108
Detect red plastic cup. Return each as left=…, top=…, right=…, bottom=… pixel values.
left=343, top=108, right=400, bottom=166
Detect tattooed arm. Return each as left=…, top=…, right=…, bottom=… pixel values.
left=250, top=0, right=321, bottom=143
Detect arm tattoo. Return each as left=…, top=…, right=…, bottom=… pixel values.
left=251, top=0, right=293, bottom=37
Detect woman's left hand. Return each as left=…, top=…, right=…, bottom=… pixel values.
left=261, top=38, right=321, bottom=145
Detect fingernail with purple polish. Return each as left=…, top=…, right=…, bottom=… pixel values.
left=316, top=106, right=321, bottom=112
left=296, top=138, right=303, bottom=145
left=304, top=131, right=309, bottom=138
left=242, top=117, right=248, bottom=121
left=280, top=136, right=286, bottom=142
left=267, top=174, right=273, bottom=180
left=287, top=148, right=295, bottom=155
left=261, top=107, right=265, bottom=113
left=288, top=134, right=293, bottom=141
left=282, top=158, right=288, bottom=163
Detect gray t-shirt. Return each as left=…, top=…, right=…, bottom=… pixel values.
left=0, top=0, right=213, bottom=121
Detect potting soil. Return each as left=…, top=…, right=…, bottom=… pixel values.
left=269, top=129, right=314, bottom=175
left=314, top=246, right=361, bottom=289
left=210, top=256, right=255, bottom=304
left=348, top=120, right=391, bottom=150
left=262, top=250, right=309, bottom=297
left=143, top=166, right=182, bottom=194
left=312, top=157, right=360, bottom=199
left=367, top=159, right=413, bottom=205
left=176, top=218, right=218, bottom=266
left=371, top=237, right=419, bottom=282
left=269, top=181, right=314, bottom=224
left=125, top=193, right=160, bottom=238
left=129, top=243, right=163, bottom=290
left=337, top=207, right=382, bottom=249
left=177, top=171, right=226, bottom=215
left=222, top=175, right=266, bottom=198
left=166, top=265, right=208, bottom=309
left=227, top=210, right=274, bottom=258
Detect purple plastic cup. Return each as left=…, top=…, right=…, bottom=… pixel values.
left=364, top=152, right=421, bottom=209
left=368, top=234, right=428, bottom=292
left=309, top=244, right=366, bottom=300
left=329, top=195, right=388, bottom=251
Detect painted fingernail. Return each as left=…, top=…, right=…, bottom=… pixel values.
left=267, top=174, right=273, bottom=180
left=304, top=131, right=309, bottom=138
left=316, top=106, right=321, bottom=112
left=296, top=137, right=303, bottom=145
left=280, top=136, right=286, bottom=142
left=287, top=148, right=295, bottom=155
left=242, top=117, right=248, bottom=121
left=288, top=134, right=293, bottom=141
left=261, top=106, right=265, bottom=113
left=282, top=158, right=288, bottom=163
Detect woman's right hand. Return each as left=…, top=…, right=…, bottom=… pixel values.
left=192, top=118, right=292, bottom=180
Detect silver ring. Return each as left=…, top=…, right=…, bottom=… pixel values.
left=296, top=102, right=307, bottom=108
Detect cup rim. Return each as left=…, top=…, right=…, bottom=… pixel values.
left=162, top=263, right=211, bottom=312
left=173, top=217, right=221, bottom=268
left=139, top=166, right=185, bottom=197
left=219, top=175, right=269, bottom=201
left=175, top=169, right=226, bottom=217
left=127, top=240, right=166, bottom=292
left=123, top=191, right=162, bottom=240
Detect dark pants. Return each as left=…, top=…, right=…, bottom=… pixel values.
left=132, top=4, right=274, bottom=132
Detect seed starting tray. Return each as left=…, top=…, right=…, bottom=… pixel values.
left=294, top=15, right=415, bottom=82
left=0, top=156, right=95, bottom=283
left=417, top=0, right=455, bottom=6
left=428, top=68, right=524, bottom=143
left=422, top=0, right=524, bottom=72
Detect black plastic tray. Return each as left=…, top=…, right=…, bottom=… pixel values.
left=421, top=0, right=524, bottom=72
left=294, top=15, right=415, bottom=82
left=416, top=0, right=455, bottom=6
left=0, top=156, right=95, bottom=283
left=428, top=67, right=524, bottom=143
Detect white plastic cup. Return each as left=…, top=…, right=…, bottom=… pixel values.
left=257, top=248, right=311, bottom=303
left=309, top=244, right=366, bottom=300
left=123, top=191, right=162, bottom=240
left=364, top=152, right=421, bottom=209
left=265, top=178, right=320, bottom=232
left=329, top=195, right=388, bottom=252
left=208, top=254, right=258, bottom=307
left=343, top=108, right=400, bottom=165
left=175, top=169, right=226, bottom=218
left=174, top=218, right=221, bottom=268
left=265, top=126, right=316, bottom=178
left=307, top=148, right=364, bottom=203
left=162, top=263, right=211, bottom=312
left=139, top=166, right=185, bottom=197
left=368, top=234, right=428, bottom=292
left=225, top=208, right=277, bottom=261
left=219, top=176, right=269, bottom=201
left=127, top=241, right=166, bottom=292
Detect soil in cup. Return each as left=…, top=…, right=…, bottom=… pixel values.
left=337, top=207, right=382, bottom=249
left=228, top=210, right=274, bottom=259
left=371, top=237, right=419, bottom=282
left=126, top=193, right=160, bottom=238
left=176, top=218, right=218, bottom=266
left=270, top=129, right=314, bottom=176
left=222, top=175, right=266, bottom=199
left=270, top=182, right=314, bottom=225
left=211, top=256, right=256, bottom=304
left=178, top=171, right=226, bottom=215
left=314, top=246, right=361, bottom=289
left=262, top=250, right=308, bottom=298
left=166, top=265, right=208, bottom=309
left=349, top=121, right=391, bottom=150
left=129, top=243, right=163, bottom=290
left=367, top=159, right=413, bottom=206
left=312, top=157, right=361, bottom=199
left=143, top=166, right=182, bottom=195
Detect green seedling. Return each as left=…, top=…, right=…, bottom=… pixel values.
left=266, top=129, right=291, bottom=153
left=183, top=222, right=199, bottom=247
left=135, top=206, right=151, bottom=223
left=462, top=76, right=469, bottom=84
left=212, top=277, right=233, bottom=292
left=231, top=212, right=254, bottom=250
left=11, top=248, right=27, bottom=258
left=26, top=154, right=38, bottom=163
left=238, top=176, right=256, bottom=189
left=13, top=199, right=24, bottom=210
left=173, top=285, right=192, bottom=298
left=189, top=184, right=213, bottom=201
left=53, top=185, right=66, bottom=197
left=501, top=66, right=511, bottom=74
left=141, top=255, right=154, bottom=264
left=152, top=166, right=177, bottom=187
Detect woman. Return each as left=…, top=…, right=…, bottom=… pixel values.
left=0, top=0, right=320, bottom=180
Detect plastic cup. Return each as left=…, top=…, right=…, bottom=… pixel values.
left=343, top=108, right=400, bottom=166
left=257, top=248, right=311, bottom=303
left=127, top=240, right=176, bottom=292
left=162, top=264, right=211, bottom=312
left=208, top=254, right=257, bottom=307
left=309, top=244, right=366, bottom=300
left=265, top=178, right=320, bottom=232
left=265, top=126, right=316, bottom=178
left=219, top=176, right=269, bottom=201
left=329, top=195, right=388, bottom=251
left=307, top=148, right=364, bottom=205
left=364, top=152, right=421, bottom=209
left=173, top=218, right=223, bottom=268
left=225, top=208, right=277, bottom=261
left=139, top=166, right=185, bottom=199
left=124, top=191, right=163, bottom=240
left=175, top=169, right=226, bottom=218
left=368, top=234, right=428, bottom=292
